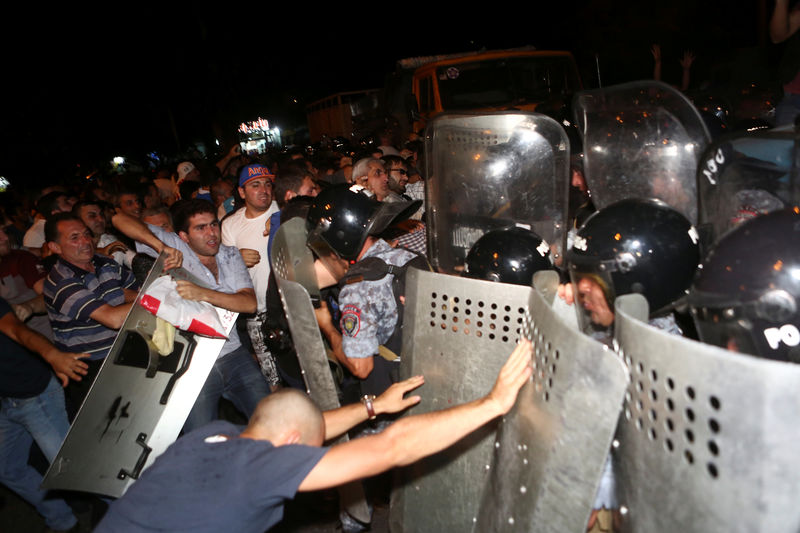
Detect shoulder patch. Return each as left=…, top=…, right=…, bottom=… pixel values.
left=341, top=304, right=361, bottom=337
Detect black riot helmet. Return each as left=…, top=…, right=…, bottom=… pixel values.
left=689, top=208, right=800, bottom=362
left=306, top=184, right=421, bottom=262
left=462, top=227, right=552, bottom=286
left=566, top=198, right=701, bottom=331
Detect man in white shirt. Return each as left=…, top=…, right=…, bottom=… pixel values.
left=221, top=164, right=281, bottom=387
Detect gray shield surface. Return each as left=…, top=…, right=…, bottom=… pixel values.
left=424, top=112, right=569, bottom=273
left=697, top=127, right=800, bottom=246
left=43, top=252, right=236, bottom=497
left=574, top=80, right=710, bottom=224
left=390, top=268, right=533, bottom=532
left=474, top=270, right=629, bottom=533
left=613, top=294, right=800, bottom=533
left=271, top=219, right=371, bottom=523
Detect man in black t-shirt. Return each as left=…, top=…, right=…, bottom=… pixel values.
left=0, top=297, right=90, bottom=531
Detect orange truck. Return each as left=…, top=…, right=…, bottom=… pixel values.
left=384, top=46, right=582, bottom=137
left=306, top=47, right=581, bottom=142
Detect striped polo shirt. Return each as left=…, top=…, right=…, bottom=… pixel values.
left=44, top=255, right=138, bottom=360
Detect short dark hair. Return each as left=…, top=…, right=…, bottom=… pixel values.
left=45, top=212, right=84, bottom=243
left=36, top=191, right=68, bottom=216
left=274, top=168, right=309, bottom=209
left=382, top=155, right=405, bottom=170
left=170, top=199, right=216, bottom=234
left=71, top=199, right=101, bottom=215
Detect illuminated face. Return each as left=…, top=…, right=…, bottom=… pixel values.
left=239, top=177, right=273, bottom=212
left=366, top=161, right=389, bottom=199
left=0, top=227, right=10, bottom=256
left=576, top=276, right=615, bottom=327
left=51, top=220, right=95, bottom=267
left=387, top=162, right=409, bottom=192
left=179, top=212, right=220, bottom=257
left=117, top=193, right=142, bottom=218
left=77, top=204, right=106, bottom=237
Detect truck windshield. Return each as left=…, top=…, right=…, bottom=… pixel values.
left=436, top=56, right=579, bottom=110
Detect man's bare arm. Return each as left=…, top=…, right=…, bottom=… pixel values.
left=0, top=311, right=90, bottom=386
left=175, top=281, right=257, bottom=314
left=321, top=376, right=424, bottom=440
left=111, top=212, right=183, bottom=270
left=89, top=302, right=135, bottom=330
left=299, top=340, right=532, bottom=492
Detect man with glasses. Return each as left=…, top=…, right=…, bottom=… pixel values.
left=351, top=158, right=390, bottom=201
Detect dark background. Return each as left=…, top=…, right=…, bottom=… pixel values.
left=0, top=2, right=775, bottom=183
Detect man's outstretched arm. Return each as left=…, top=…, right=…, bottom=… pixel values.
left=321, top=375, right=425, bottom=440
left=111, top=212, right=183, bottom=270
left=0, top=309, right=89, bottom=386
left=299, top=339, right=532, bottom=492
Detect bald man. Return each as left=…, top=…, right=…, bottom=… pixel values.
left=96, top=340, right=533, bottom=533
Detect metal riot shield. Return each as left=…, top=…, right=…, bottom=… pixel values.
left=390, top=268, right=532, bottom=532
left=474, top=270, right=629, bottom=533
left=424, top=112, right=569, bottom=273
left=697, top=127, right=800, bottom=246
left=574, top=80, right=711, bottom=224
left=613, top=294, right=800, bottom=533
left=42, top=252, right=237, bottom=497
left=271, top=218, right=371, bottom=524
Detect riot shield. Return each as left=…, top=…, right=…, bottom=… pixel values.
left=424, top=112, right=569, bottom=273
left=474, top=270, right=629, bottom=533
left=613, top=294, right=800, bottom=532
left=696, top=127, right=800, bottom=246
left=271, top=218, right=371, bottom=524
left=574, top=80, right=710, bottom=224
left=390, top=268, right=533, bottom=532
left=42, top=252, right=237, bottom=497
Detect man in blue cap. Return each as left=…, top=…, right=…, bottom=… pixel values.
left=221, top=164, right=282, bottom=388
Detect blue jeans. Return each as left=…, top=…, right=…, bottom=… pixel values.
left=0, top=376, right=77, bottom=530
left=183, top=345, right=270, bottom=433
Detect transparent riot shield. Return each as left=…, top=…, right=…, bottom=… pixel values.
left=424, top=112, right=569, bottom=273
left=42, top=252, right=237, bottom=497
left=474, top=271, right=629, bottom=533
left=390, top=268, right=533, bottom=532
left=574, top=80, right=711, bottom=224
left=696, top=127, right=800, bottom=246
left=613, top=294, right=800, bottom=533
left=271, top=218, right=371, bottom=524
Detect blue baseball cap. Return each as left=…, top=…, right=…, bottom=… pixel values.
left=239, top=164, right=274, bottom=188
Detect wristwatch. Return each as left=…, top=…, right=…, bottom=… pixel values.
left=361, top=394, right=377, bottom=420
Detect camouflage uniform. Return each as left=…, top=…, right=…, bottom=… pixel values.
left=339, top=239, right=416, bottom=395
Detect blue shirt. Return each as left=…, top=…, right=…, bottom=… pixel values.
left=96, top=421, right=327, bottom=533
left=44, top=255, right=138, bottom=360
left=136, top=224, right=254, bottom=357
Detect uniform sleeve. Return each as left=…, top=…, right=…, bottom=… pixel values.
left=339, top=284, right=380, bottom=359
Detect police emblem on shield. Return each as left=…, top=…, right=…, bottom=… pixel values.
left=341, top=304, right=361, bottom=337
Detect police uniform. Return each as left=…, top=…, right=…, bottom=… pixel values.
left=339, top=239, right=417, bottom=396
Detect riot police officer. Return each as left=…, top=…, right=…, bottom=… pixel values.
left=689, top=207, right=800, bottom=362
left=462, top=226, right=553, bottom=286
left=306, top=185, right=425, bottom=397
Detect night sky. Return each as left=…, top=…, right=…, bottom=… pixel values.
left=0, top=2, right=770, bottom=184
